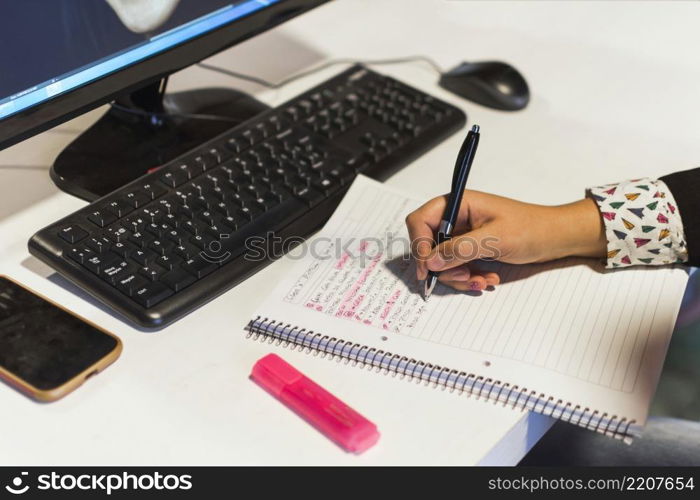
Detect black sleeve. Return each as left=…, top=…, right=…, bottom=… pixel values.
left=660, top=166, right=700, bottom=267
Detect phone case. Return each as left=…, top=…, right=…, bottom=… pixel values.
left=0, top=275, right=122, bottom=402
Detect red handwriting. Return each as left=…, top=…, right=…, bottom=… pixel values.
left=335, top=253, right=382, bottom=318
left=335, top=252, right=350, bottom=270
left=380, top=289, right=401, bottom=321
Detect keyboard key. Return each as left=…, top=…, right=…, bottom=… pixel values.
left=263, top=190, right=282, bottom=203
left=191, top=195, right=212, bottom=210
left=87, top=210, right=117, bottom=228
left=83, top=253, right=120, bottom=274
left=139, top=265, right=166, bottom=282
left=189, top=235, right=207, bottom=250
left=131, top=248, right=158, bottom=266
left=128, top=231, right=155, bottom=248
left=215, top=215, right=239, bottom=231
left=271, top=185, right=294, bottom=201
left=193, top=153, right=217, bottom=172
left=111, top=241, right=137, bottom=259
left=161, top=269, right=196, bottom=292
left=106, top=200, right=133, bottom=218
left=213, top=201, right=232, bottom=217
left=145, top=222, right=165, bottom=238
left=327, top=165, right=355, bottom=185
left=181, top=256, right=217, bottom=279
left=225, top=137, right=243, bottom=153
left=157, top=198, right=176, bottom=215
left=296, top=186, right=325, bottom=207
left=288, top=176, right=310, bottom=195
left=346, top=155, right=370, bottom=173
left=174, top=187, right=196, bottom=202
left=105, top=225, right=128, bottom=243
left=206, top=222, right=234, bottom=240
left=67, top=246, right=95, bottom=264
left=182, top=220, right=206, bottom=236
left=115, top=273, right=149, bottom=297
left=123, top=215, right=147, bottom=232
left=178, top=204, right=195, bottom=219
left=141, top=207, right=164, bottom=223
left=175, top=163, right=195, bottom=179
left=141, top=183, right=168, bottom=200
left=150, top=239, right=174, bottom=256
left=198, top=210, right=215, bottom=225
left=160, top=170, right=188, bottom=188
left=174, top=243, right=199, bottom=260
left=86, top=236, right=111, bottom=254
left=58, top=224, right=89, bottom=244
left=163, top=213, right=180, bottom=228
left=132, top=282, right=173, bottom=308
left=124, top=191, right=151, bottom=209
left=157, top=222, right=172, bottom=236
left=100, top=260, right=133, bottom=285
left=208, top=147, right=225, bottom=163
left=231, top=190, right=257, bottom=206
left=155, top=254, right=178, bottom=271
left=235, top=207, right=253, bottom=221
left=165, top=228, right=186, bottom=245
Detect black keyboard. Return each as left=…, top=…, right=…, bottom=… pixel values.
left=29, top=65, right=466, bottom=328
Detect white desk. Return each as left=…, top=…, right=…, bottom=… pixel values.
left=1, top=0, right=699, bottom=465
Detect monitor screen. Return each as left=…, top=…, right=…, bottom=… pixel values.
left=0, top=0, right=282, bottom=122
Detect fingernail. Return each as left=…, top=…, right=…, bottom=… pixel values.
left=427, top=254, right=445, bottom=271
left=445, top=268, right=470, bottom=281
left=469, top=281, right=481, bottom=291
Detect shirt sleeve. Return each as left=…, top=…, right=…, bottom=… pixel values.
left=586, top=178, right=688, bottom=268
left=659, top=166, right=700, bottom=267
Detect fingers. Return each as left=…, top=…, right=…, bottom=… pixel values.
left=438, top=265, right=501, bottom=291
left=439, top=266, right=471, bottom=282
left=426, top=227, right=495, bottom=272
left=405, top=195, right=448, bottom=280
left=483, top=272, right=500, bottom=287
left=441, top=276, right=487, bottom=292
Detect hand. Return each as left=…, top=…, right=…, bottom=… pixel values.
left=405, top=190, right=606, bottom=291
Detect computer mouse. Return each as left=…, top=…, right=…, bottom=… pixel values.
left=438, top=61, right=530, bottom=111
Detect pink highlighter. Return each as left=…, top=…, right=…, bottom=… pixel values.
left=250, top=354, right=380, bottom=454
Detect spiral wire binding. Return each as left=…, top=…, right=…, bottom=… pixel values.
left=246, top=316, right=637, bottom=441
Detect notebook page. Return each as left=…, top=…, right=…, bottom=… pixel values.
left=251, top=175, right=688, bottom=428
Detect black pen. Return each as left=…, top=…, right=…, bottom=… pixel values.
left=424, top=124, right=481, bottom=300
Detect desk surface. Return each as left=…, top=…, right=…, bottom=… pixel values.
left=1, top=0, right=699, bottom=465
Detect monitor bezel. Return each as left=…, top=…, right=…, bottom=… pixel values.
left=0, top=0, right=331, bottom=151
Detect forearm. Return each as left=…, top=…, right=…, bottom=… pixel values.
left=547, top=198, right=607, bottom=261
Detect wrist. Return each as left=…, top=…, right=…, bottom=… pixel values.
left=547, top=198, right=607, bottom=260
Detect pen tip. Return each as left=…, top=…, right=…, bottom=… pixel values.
left=424, top=280, right=435, bottom=301
left=471, top=124, right=480, bottom=133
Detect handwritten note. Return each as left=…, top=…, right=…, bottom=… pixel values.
left=283, top=184, right=427, bottom=332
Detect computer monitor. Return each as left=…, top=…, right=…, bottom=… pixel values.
left=0, top=0, right=330, bottom=200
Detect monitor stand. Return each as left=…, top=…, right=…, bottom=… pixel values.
left=51, top=77, right=270, bottom=201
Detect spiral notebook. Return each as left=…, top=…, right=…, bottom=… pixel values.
left=245, top=175, right=688, bottom=442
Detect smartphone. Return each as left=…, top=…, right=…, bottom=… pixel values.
left=0, top=275, right=122, bottom=401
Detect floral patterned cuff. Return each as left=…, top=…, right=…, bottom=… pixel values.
left=587, top=178, right=688, bottom=268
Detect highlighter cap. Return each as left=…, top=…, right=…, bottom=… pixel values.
left=251, top=353, right=303, bottom=396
